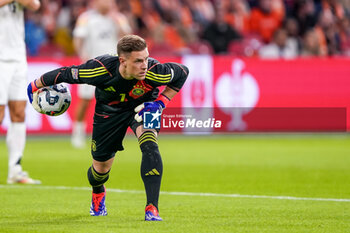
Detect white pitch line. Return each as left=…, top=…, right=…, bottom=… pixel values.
left=0, top=184, right=350, bottom=203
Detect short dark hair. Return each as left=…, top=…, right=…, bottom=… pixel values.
left=117, top=35, right=147, bottom=56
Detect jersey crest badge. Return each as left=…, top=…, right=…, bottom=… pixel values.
left=132, top=87, right=145, bottom=96
left=129, top=80, right=153, bottom=99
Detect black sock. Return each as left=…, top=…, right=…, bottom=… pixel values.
left=139, top=132, right=163, bottom=210
left=92, top=185, right=105, bottom=194
left=87, top=166, right=109, bottom=194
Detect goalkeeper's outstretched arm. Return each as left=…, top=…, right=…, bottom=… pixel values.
left=28, top=67, right=74, bottom=100
left=29, top=56, right=113, bottom=91
left=29, top=66, right=80, bottom=92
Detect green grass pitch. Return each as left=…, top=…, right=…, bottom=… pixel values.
left=0, top=134, right=349, bottom=232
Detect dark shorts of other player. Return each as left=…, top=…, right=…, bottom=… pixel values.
left=91, top=109, right=159, bottom=162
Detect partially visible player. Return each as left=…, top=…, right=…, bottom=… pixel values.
left=0, top=0, right=41, bottom=184
left=71, top=0, right=132, bottom=148
left=27, top=35, right=189, bottom=221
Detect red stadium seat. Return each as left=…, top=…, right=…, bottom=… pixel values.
left=228, top=34, right=263, bottom=57
left=38, top=43, right=65, bottom=57
left=148, top=42, right=176, bottom=56
left=187, top=40, right=214, bottom=54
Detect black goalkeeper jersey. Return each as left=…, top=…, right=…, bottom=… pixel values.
left=39, top=54, right=189, bottom=114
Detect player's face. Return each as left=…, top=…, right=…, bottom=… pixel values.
left=122, top=49, right=149, bottom=80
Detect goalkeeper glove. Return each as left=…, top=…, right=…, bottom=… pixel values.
left=134, top=94, right=170, bottom=122
left=27, top=80, right=39, bottom=104
left=27, top=80, right=43, bottom=113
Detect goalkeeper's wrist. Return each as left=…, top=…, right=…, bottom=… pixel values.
left=31, top=80, right=39, bottom=92
left=155, top=94, right=170, bottom=109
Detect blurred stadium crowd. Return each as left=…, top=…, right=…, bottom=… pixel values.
left=25, top=0, right=350, bottom=58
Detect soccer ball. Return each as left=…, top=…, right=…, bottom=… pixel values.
left=37, top=84, right=71, bottom=116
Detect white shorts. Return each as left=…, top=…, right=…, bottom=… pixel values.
left=0, top=58, right=28, bottom=105
left=77, top=83, right=95, bottom=100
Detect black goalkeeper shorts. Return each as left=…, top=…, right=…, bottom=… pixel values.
left=91, top=109, right=143, bottom=162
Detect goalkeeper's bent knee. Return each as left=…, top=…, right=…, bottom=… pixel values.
left=87, top=166, right=110, bottom=187
left=138, top=131, right=163, bottom=178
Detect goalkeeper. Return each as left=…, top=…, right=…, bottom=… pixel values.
left=27, top=35, right=189, bottom=221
